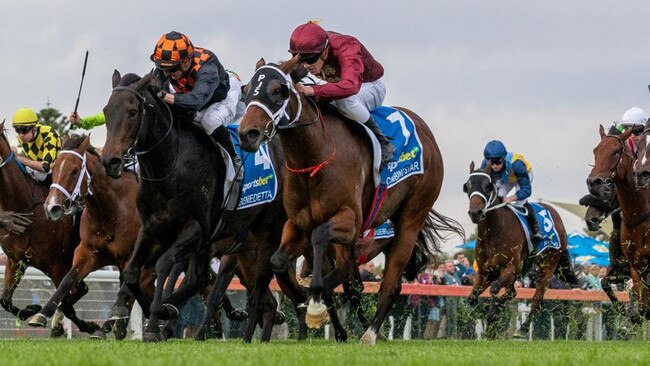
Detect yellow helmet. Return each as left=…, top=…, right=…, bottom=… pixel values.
left=12, top=108, right=39, bottom=127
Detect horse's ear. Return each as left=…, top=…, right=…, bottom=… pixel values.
left=135, top=71, right=153, bottom=92
left=469, top=161, right=475, bottom=173
left=280, top=56, right=299, bottom=74
left=599, top=124, right=606, bottom=138
left=112, top=70, right=121, bottom=89
left=80, top=135, right=91, bottom=152
left=255, top=58, right=266, bottom=71
left=290, top=62, right=309, bottom=83
left=621, top=127, right=633, bottom=141
left=0, top=119, right=5, bottom=131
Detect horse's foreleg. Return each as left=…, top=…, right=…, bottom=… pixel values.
left=195, top=254, right=238, bottom=342
left=162, top=260, right=187, bottom=302
left=161, top=247, right=209, bottom=314
left=308, top=208, right=356, bottom=326
left=518, top=258, right=555, bottom=338
left=468, top=272, right=489, bottom=308
left=29, top=245, right=98, bottom=326
left=122, top=229, right=160, bottom=316
left=627, top=268, right=644, bottom=324
left=142, top=247, right=178, bottom=342
left=0, top=258, right=38, bottom=320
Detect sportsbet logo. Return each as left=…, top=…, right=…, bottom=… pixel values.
left=242, top=173, right=274, bottom=192
left=387, top=146, right=420, bottom=171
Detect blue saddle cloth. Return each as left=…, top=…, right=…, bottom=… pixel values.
left=228, top=125, right=278, bottom=209
left=371, top=106, right=424, bottom=188
left=508, top=203, right=561, bottom=255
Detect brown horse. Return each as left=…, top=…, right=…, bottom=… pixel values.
left=0, top=122, right=94, bottom=335
left=25, top=134, right=153, bottom=339
left=588, top=125, right=650, bottom=322
left=464, top=162, right=576, bottom=338
left=238, top=58, right=462, bottom=345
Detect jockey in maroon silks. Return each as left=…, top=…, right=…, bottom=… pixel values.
left=288, top=21, right=395, bottom=167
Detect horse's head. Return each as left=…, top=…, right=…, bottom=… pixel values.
left=45, top=134, right=94, bottom=221
left=579, top=193, right=618, bottom=231
left=463, top=161, right=497, bottom=223
left=100, top=70, right=152, bottom=178
left=634, top=128, right=650, bottom=189
left=239, top=57, right=301, bottom=152
left=586, top=125, right=633, bottom=199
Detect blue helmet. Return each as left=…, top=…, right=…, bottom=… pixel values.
left=483, top=140, right=507, bottom=159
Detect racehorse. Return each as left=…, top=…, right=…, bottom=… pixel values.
left=464, top=162, right=576, bottom=338
left=100, top=71, right=293, bottom=342
left=587, top=125, right=650, bottom=322
left=26, top=134, right=152, bottom=339
left=0, top=123, right=96, bottom=336
left=578, top=192, right=629, bottom=308
left=238, top=58, right=463, bottom=345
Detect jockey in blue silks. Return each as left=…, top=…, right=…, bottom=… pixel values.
left=480, top=140, right=543, bottom=243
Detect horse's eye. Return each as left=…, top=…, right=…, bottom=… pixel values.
left=129, top=109, right=138, bottom=118
left=71, top=168, right=79, bottom=175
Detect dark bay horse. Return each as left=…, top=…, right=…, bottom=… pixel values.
left=100, top=71, right=290, bottom=342
left=464, top=162, right=576, bottom=338
left=0, top=123, right=93, bottom=335
left=238, top=58, right=463, bottom=345
left=578, top=192, right=629, bottom=308
left=587, top=125, right=650, bottom=322
left=26, top=134, right=153, bottom=339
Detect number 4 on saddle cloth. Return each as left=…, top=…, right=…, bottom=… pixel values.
left=508, top=203, right=561, bottom=256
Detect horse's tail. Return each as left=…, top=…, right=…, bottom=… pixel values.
left=404, top=209, right=466, bottom=281
left=554, top=248, right=579, bottom=286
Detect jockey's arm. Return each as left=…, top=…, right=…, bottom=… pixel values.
left=172, top=64, right=220, bottom=111
left=13, top=152, right=47, bottom=172
left=512, top=160, right=532, bottom=200
left=312, top=43, right=364, bottom=101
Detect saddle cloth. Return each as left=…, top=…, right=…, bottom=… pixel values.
left=364, top=106, right=425, bottom=188
left=507, top=203, right=561, bottom=255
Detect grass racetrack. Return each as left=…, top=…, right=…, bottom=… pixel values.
left=1, top=339, right=649, bottom=366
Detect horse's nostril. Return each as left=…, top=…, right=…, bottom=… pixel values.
left=245, top=129, right=261, bottom=142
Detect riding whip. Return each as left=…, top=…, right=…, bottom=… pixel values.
left=73, top=50, right=89, bottom=115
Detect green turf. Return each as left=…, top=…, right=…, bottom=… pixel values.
left=0, top=339, right=648, bottom=366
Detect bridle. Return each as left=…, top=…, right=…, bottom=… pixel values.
left=597, top=134, right=632, bottom=189
left=111, top=83, right=179, bottom=181
left=50, top=150, right=92, bottom=214
left=467, top=172, right=500, bottom=214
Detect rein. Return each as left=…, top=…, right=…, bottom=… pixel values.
left=50, top=150, right=92, bottom=214
left=467, top=172, right=527, bottom=216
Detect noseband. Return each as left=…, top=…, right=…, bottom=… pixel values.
left=50, top=150, right=92, bottom=214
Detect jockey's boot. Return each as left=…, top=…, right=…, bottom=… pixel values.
left=523, top=202, right=544, bottom=243
left=210, top=125, right=243, bottom=183
left=363, top=116, right=395, bottom=168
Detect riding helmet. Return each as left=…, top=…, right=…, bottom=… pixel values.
left=621, top=107, right=649, bottom=127
left=289, top=21, right=329, bottom=55
left=150, top=31, right=194, bottom=69
left=12, top=107, right=39, bottom=127
left=483, top=140, right=507, bottom=159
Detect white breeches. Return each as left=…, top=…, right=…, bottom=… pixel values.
left=494, top=170, right=535, bottom=205
left=194, top=74, right=243, bottom=134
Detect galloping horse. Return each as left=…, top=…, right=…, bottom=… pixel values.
left=238, top=58, right=463, bottom=345
left=26, top=134, right=153, bottom=339
left=588, top=125, right=650, bottom=321
left=100, top=71, right=291, bottom=342
left=0, top=123, right=95, bottom=335
left=464, top=162, right=575, bottom=338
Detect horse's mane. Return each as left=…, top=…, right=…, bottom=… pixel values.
left=62, top=134, right=99, bottom=157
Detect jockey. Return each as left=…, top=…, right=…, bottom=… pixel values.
left=150, top=31, right=243, bottom=180
left=288, top=21, right=395, bottom=167
left=11, top=107, right=61, bottom=184
left=480, top=140, right=543, bottom=243
left=618, top=106, right=648, bottom=135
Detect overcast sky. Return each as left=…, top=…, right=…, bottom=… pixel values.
left=2, top=1, right=649, bottom=252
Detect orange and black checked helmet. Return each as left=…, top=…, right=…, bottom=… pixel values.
left=150, top=31, right=195, bottom=69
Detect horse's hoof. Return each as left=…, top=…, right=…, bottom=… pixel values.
left=360, top=328, right=377, bottom=345
left=335, top=330, right=348, bottom=343
left=113, top=319, right=128, bottom=340
left=109, top=306, right=130, bottom=321
left=274, top=310, right=286, bottom=325
left=143, top=331, right=164, bottom=343
left=305, top=299, right=328, bottom=329
left=27, top=313, right=48, bottom=328
left=79, top=321, right=101, bottom=334
left=89, top=330, right=107, bottom=340
left=19, top=304, right=43, bottom=321
left=51, top=323, right=65, bottom=338
left=227, top=309, right=248, bottom=322
left=513, top=330, right=528, bottom=340
left=194, top=326, right=207, bottom=342
left=157, top=304, right=179, bottom=321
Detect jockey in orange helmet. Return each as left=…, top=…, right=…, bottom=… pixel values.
left=288, top=21, right=395, bottom=167
left=150, top=31, right=244, bottom=180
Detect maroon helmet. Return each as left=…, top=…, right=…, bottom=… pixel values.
left=288, top=22, right=329, bottom=54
